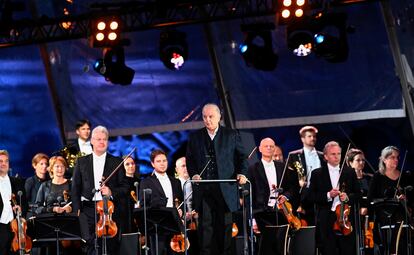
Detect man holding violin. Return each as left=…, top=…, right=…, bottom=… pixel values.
left=0, top=149, right=28, bottom=255
left=307, top=141, right=360, bottom=255
left=72, top=126, right=129, bottom=255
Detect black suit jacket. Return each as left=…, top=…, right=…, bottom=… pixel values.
left=0, top=176, right=28, bottom=219
left=186, top=126, right=248, bottom=212
left=71, top=153, right=129, bottom=213
left=308, top=165, right=360, bottom=209
left=247, top=160, right=299, bottom=210
left=138, top=174, right=183, bottom=209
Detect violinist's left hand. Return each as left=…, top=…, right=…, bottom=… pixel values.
left=277, top=195, right=288, bottom=204
left=12, top=205, right=21, bottom=214
left=178, top=208, right=183, bottom=218
left=339, top=192, right=349, bottom=202
left=101, top=185, right=112, bottom=197
left=237, top=174, right=247, bottom=185
left=397, top=194, right=406, bottom=201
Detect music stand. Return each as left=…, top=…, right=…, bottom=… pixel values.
left=371, top=198, right=402, bottom=255
left=28, top=213, right=85, bottom=255
left=134, top=207, right=183, bottom=255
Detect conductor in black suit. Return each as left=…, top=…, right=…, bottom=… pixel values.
left=72, top=126, right=129, bottom=255
left=308, top=141, right=360, bottom=255
left=0, top=150, right=28, bottom=255
left=248, top=138, right=299, bottom=231
left=139, top=149, right=183, bottom=255
left=186, top=103, right=248, bottom=255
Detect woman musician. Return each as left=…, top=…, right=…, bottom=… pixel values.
left=346, top=149, right=374, bottom=254
left=367, top=146, right=413, bottom=255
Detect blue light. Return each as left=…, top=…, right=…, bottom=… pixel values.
left=314, top=34, right=325, bottom=44
left=239, top=44, right=248, bottom=53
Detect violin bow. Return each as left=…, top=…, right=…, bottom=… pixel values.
left=393, top=150, right=407, bottom=198
left=335, top=143, right=351, bottom=189
left=100, top=147, right=137, bottom=187
left=338, top=125, right=376, bottom=174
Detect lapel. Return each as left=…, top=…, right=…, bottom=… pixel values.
left=151, top=175, right=166, bottom=198
left=257, top=162, right=271, bottom=194
left=274, top=161, right=283, bottom=185
left=322, top=165, right=333, bottom=190
left=298, top=150, right=308, bottom=175
left=213, top=126, right=223, bottom=158
left=86, top=154, right=94, bottom=186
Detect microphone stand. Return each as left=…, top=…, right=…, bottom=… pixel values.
left=403, top=188, right=412, bottom=255
left=92, top=188, right=100, bottom=255
left=183, top=179, right=254, bottom=255
left=143, top=189, right=150, bottom=255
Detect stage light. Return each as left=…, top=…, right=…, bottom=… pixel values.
left=90, top=17, right=121, bottom=48
left=93, top=47, right=135, bottom=85
left=286, top=12, right=349, bottom=62
left=278, top=0, right=307, bottom=24
left=239, top=23, right=278, bottom=71
left=159, top=29, right=188, bottom=70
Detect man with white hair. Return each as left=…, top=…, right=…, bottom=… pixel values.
left=186, top=103, right=248, bottom=255
left=72, top=125, right=128, bottom=255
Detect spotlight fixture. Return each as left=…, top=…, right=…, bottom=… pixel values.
left=286, top=12, right=349, bottom=62
left=89, top=17, right=121, bottom=48
left=278, top=0, right=308, bottom=24
left=159, top=29, right=188, bottom=70
left=93, top=46, right=135, bottom=85
left=239, top=23, right=278, bottom=71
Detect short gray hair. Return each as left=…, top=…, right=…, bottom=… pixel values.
left=202, top=103, right=221, bottom=116
left=323, top=141, right=341, bottom=155
left=378, top=146, right=399, bottom=175
left=91, top=125, right=109, bottom=139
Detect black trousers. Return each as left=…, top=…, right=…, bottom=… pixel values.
left=317, top=210, right=355, bottom=255
left=198, top=184, right=232, bottom=255
left=81, top=202, right=120, bottom=255
left=0, top=223, right=13, bottom=255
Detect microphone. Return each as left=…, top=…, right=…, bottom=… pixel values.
left=134, top=182, right=139, bottom=187
left=143, top=188, right=152, bottom=195
left=17, top=191, right=23, bottom=197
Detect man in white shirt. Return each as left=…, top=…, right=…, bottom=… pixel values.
left=288, top=125, right=324, bottom=225
left=0, top=150, right=27, bottom=255
left=71, top=126, right=128, bottom=255
left=308, top=141, right=360, bottom=255
left=139, top=150, right=183, bottom=255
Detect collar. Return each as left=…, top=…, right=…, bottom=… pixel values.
left=78, top=138, right=90, bottom=145
left=303, top=147, right=317, bottom=155
left=154, top=171, right=169, bottom=180
left=0, top=174, right=9, bottom=181
left=207, top=126, right=219, bottom=136
left=261, top=158, right=274, bottom=168
left=93, top=152, right=107, bottom=159
left=328, top=163, right=340, bottom=171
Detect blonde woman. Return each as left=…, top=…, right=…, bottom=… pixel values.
left=35, top=156, right=72, bottom=214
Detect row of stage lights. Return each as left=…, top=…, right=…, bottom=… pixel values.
left=89, top=0, right=350, bottom=85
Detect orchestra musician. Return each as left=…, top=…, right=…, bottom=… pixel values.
left=120, top=155, right=140, bottom=234
left=247, top=137, right=299, bottom=255
left=367, top=146, right=413, bottom=255
left=186, top=103, right=248, bottom=255
left=307, top=141, right=360, bottom=255
left=272, top=145, right=284, bottom=163
left=71, top=126, right=129, bottom=255
left=0, top=149, right=28, bottom=255
left=248, top=138, right=299, bottom=229
left=35, top=156, right=72, bottom=215
left=138, top=149, right=183, bottom=255
left=287, top=125, right=324, bottom=226
left=24, top=153, right=50, bottom=217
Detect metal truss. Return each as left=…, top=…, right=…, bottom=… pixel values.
left=0, top=0, right=379, bottom=48
left=0, top=0, right=277, bottom=48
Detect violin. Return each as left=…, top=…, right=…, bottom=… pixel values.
left=333, top=184, right=353, bottom=236
left=170, top=199, right=190, bottom=253
left=277, top=200, right=303, bottom=230
left=10, top=193, right=32, bottom=254
left=96, top=195, right=118, bottom=238
left=364, top=215, right=374, bottom=249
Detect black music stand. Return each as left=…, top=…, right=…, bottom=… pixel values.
left=134, top=207, right=183, bottom=255
left=28, top=213, right=85, bottom=255
left=372, top=198, right=402, bottom=255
